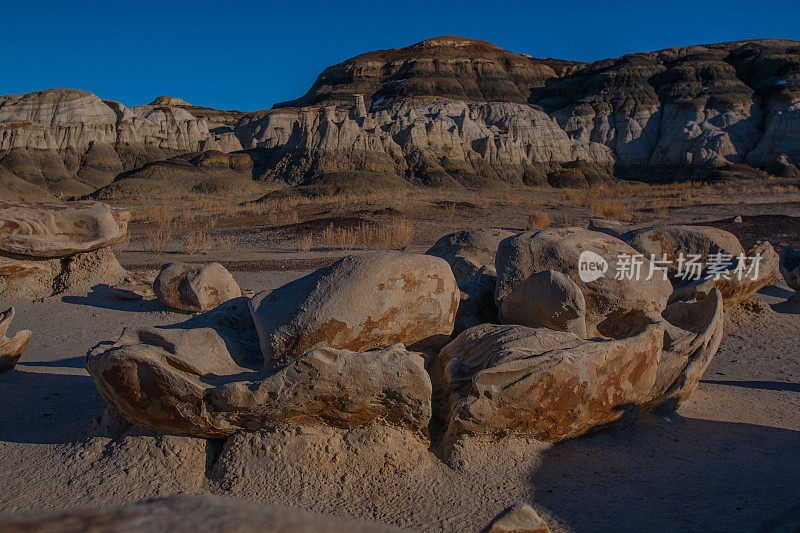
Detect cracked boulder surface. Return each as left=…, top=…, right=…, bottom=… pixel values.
left=494, top=228, right=673, bottom=336
left=644, top=289, right=724, bottom=412
left=0, top=307, right=31, bottom=373
left=434, top=313, right=665, bottom=442
left=85, top=295, right=433, bottom=439
left=249, top=252, right=459, bottom=369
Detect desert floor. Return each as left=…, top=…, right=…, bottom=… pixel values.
left=1, top=188, right=799, bottom=532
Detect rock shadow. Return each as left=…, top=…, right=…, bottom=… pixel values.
left=528, top=414, right=800, bottom=531
left=61, top=285, right=167, bottom=313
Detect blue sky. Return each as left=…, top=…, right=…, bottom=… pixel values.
left=5, top=0, right=798, bottom=111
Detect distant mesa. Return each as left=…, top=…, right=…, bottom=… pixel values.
left=1, top=36, right=800, bottom=201
left=150, top=95, right=191, bottom=107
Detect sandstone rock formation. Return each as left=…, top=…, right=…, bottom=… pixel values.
left=426, top=228, right=516, bottom=282
left=644, top=289, right=724, bottom=411
left=486, top=503, right=552, bottom=533
left=0, top=200, right=128, bottom=257
left=435, top=317, right=664, bottom=442
left=499, top=269, right=587, bottom=337
left=494, top=228, right=673, bottom=336
left=154, top=262, right=242, bottom=313
left=0, top=494, right=406, bottom=532
left=0, top=307, right=30, bottom=373
left=4, top=38, right=800, bottom=200
left=0, top=201, right=128, bottom=299
left=622, top=225, right=778, bottom=304
left=780, top=246, right=800, bottom=292
left=86, top=315, right=432, bottom=439
left=249, top=252, right=459, bottom=368
left=622, top=225, right=745, bottom=276
left=0, top=89, right=242, bottom=198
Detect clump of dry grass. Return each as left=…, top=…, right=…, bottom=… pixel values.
left=182, top=231, right=213, bottom=254
left=589, top=199, right=635, bottom=222
left=526, top=211, right=551, bottom=230
left=444, top=202, right=457, bottom=222
left=296, top=233, right=313, bottom=252
left=217, top=235, right=234, bottom=250
left=321, top=224, right=357, bottom=251
left=144, top=227, right=172, bottom=252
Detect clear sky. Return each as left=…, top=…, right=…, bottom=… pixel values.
left=5, top=0, right=798, bottom=111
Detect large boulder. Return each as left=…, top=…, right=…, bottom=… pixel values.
left=86, top=315, right=432, bottom=439
left=780, top=246, right=800, bottom=292
left=0, top=201, right=129, bottom=299
left=486, top=503, right=551, bottom=533
left=621, top=225, right=744, bottom=275
left=624, top=225, right=778, bottom=304
left=249, top=252, right=459, bottom=368
left=0, top=200, right=129, bottom=258
left=644, top=289, right=724, bottom=411
left=435, top=313, right=664, bottom=442
left=494, top=228, right=672, bottom=336
left=426, top=228, right=516, bottom=282
left=0, top=307, right=31, bottom=373
left=154, top=262, right=242, bottom=313
left=499, top=269, right=586, bottom=337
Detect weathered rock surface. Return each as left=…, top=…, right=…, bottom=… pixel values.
left=0, top=494, right=406, bottom=532
left=426, top=228, right=516, bottom=282
left=494, top=228, right=672, bottom=336
left=0, top=201, right=128, bottom=299
left=499, top=269, right=587, bottom=337
left=644, top=289, right=724, bottom=411
left=622, top=225, right=745, bottom=276
left=486, top=503, right=552, bottom=533
left=0, top=89, right=242, bottom=197
left=0, top=200, right=128, bottom=258
left=86, top=318, right=432, bottom=439
left=154, top=262, right=241, bottom=313
left=780, top=246, right=800, bottom=291
left=0, top=307, right=30, bottom=373
left=435, top=315, right=664, bottom=442
left=623, top=226, right=778, bottom=304
left=249, top=252, right=459, bottom=368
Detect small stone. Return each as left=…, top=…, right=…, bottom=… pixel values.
left=486, top=503, right=551, bottom=533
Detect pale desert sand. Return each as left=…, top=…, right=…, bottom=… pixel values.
left=0, top=266, right=798, bottom=532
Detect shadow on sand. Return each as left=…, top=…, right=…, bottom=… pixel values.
left=61, top=285, right=168, bottom=313
left=0, top=368, right=104, bottom=445
left=528, top=413, right=800, bottom=531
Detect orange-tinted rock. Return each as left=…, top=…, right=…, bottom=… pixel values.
left=495, top=228, right=672, bottom=336
left=154, top=262, right=241, bottom=313
left=249, top=252, right=459, bottom=368
left=436, top=314, right=664, bottom=442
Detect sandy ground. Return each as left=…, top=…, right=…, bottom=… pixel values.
left=0, top=264, right=798, bottom=532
